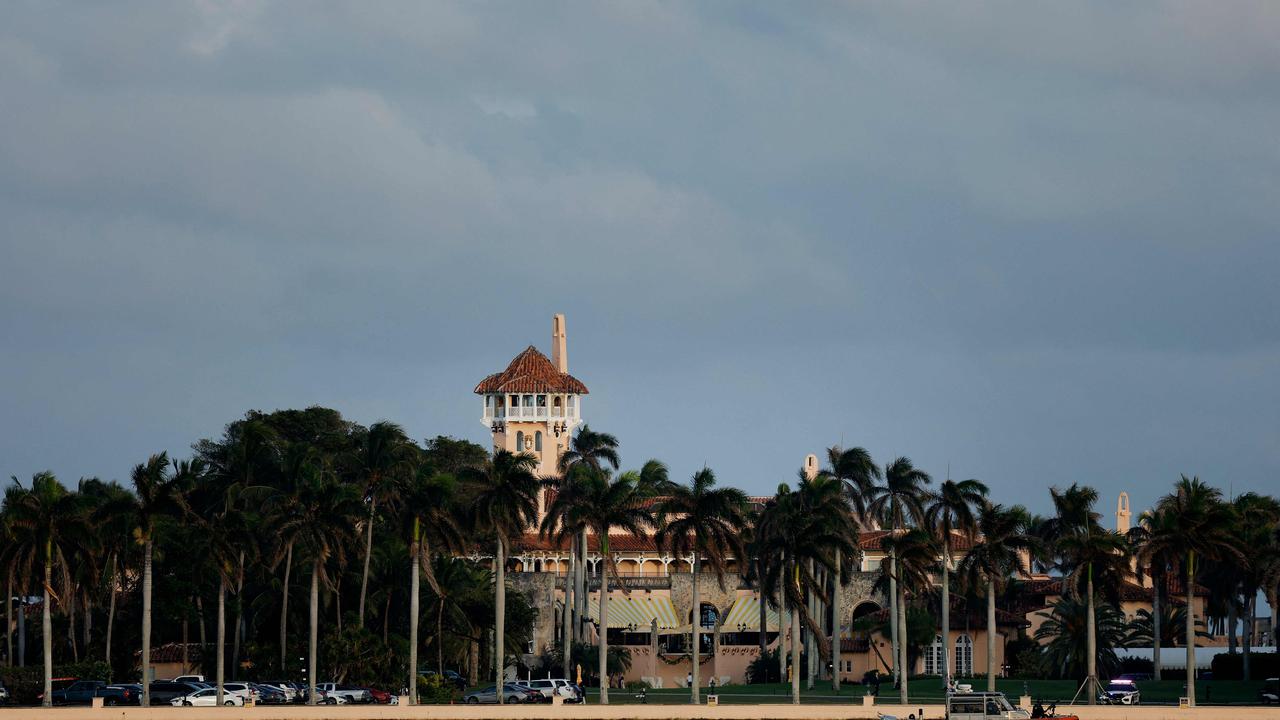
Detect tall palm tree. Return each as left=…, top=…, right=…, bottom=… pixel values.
left=924, top=478, right=988, bottom=687
left=264, top=443, right=317, bottom=676
left=1228, top=493, right=1280, bottom=680
left=463, top=450, right=541, bottom=703
left=877, top=528, right=939, bottom=704
left=97, top=453, right=194, bottom=705
left=78, top=478, right=133, bottom=675
left=558, top=425, right=620, bottom=645
left=866, top=457, right=931, bottom=690
left=654, top=467, right=747, bottom=704
left=551, top=468, right=653, bottom=704
left=1128, top=506, right=1177, bottom=678
left=352, top=421, right=413, bottom=629
left=3, top=473, right=89, bottom=706
left=272, top=463, right=363, bottom=704
left=818, top=445, right=879, bottom=691
left=1137, top=476, right=1240, bottom=706
left=396, top=463, right=463, bottom=704
left=957, top=503, right=1034, bottom=690
left=757, top=472, right=858, bottom=704
left=1046, top=484, right=1130, bottom=705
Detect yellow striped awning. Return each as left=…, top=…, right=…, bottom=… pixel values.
left=586, top=593, right=681, bottom=630
left=721, top=595, right=780, bottom=631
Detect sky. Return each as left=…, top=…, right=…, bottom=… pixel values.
left=2, top=1, right=1278, bottom=520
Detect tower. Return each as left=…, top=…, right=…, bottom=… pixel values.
left=1116, top=491, right=1131, bottom=533
left=475, top=314, right=588, bottom=517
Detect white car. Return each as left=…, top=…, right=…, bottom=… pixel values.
left=523, top=678, right=577, bottom=701
left=314, top=683, right=371, bottom=704
left=1099, top=679, right=1141, bottom=705
left=171, top=688, right=244, bottom=707
left=221, top=682, right=259, bottom=703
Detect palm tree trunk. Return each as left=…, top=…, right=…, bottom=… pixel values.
left=986, top=579, right=996, bottom=692
left=141, top=538, right=153, bottom=705
left=889, top=551, right=900, bottom=687
left=831, top=550, right=841, bottom=692
left=691, top=551, right=700, bottom=704
left=1086, top=566, right=1097, bottom=705
left=578, top=530, right=588, bottom=638
left=216, top=576, right=226, bottom=706
left=1185, top=552, right=1196, bottom=707
left=1227, top=601, right=1238, bottom=654
left=598, top=545, right=610, bottom=706
left=806, top=558, right=816, bottom=690
left=68, top=590, right=77, bottom=662
left=41, top=551, right=52, bottom=708
left=778, top=589, right=787, bottom=686
left=17, top=581, right=25, bottom=667
left=358, top=498, right=376, bottom=629
left=790, top=586, right=801, bottom=705
left=562, top=550, right=573, bottom=681
left=233, top=551, right=244, bottom=672
left=83, top=591, right=91, bottom=651
left=196, top=595, right=206, bottom=660
left=5, top=573, right=11, bottom=668
left=409, top=528, right=420, bottom=705
left=1243, top=593, right=1253, bottom=681
left=280, top=541, right=292, bottom=674
left=757, top=558, right=768, bottom=660
left=942, top=551, right=951, bottom=689
left=308, top=560, right=319, bottom=705
left=106, top=556, right=117, bottom=670
left=495, top=538, right=506, bottom=704
left=898, top=578, right=909, bottom=704
left=1152, top=579, right=1162, bottom=679
left=181, top=612, right=188, bottom=674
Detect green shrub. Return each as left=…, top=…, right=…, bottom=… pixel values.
left=624, top=679, right=650, bottom=690
left=416, top=673, right=457, bottom=704
left=1210, top=651, right=1279, bottom=680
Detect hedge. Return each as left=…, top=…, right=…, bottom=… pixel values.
left=1, top=661, right=111, bottom=705
left=1210, top=651, right=1279, bottom=681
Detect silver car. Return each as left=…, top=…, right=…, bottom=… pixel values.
left=463, top=684, right=535, bottom=704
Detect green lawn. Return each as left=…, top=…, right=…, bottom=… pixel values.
left=584, top=678, right=1270, bottom=706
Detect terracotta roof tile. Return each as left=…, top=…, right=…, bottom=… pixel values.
left=475, top=346, right=589, bottom=395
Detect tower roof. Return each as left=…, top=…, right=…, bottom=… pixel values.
left=474, top=346, right=589, bottom=395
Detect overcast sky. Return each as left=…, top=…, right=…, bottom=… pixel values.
left=2, top=2, right=1278, bottom=519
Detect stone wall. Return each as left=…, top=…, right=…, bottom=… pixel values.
left=509, top=572, right=559, bottom=654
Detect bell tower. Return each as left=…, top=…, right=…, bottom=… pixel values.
left=1116, top=492, right=1132, bottom=533
left=475, top=313, right=588, bottom=480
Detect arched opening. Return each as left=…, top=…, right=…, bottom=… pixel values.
left=849, top=601, right=882, bottom=653
left=955, top=634, right=973, bottom=677
left=924, top=634, right=944, bottom=676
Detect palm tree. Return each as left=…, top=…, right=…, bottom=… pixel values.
left=78, top=478, right=133, bottom=675
left=264, top=443, right=316, bottom=676
left=96, top=453, right=193, bottom=705
left=396, top=463, right=463, bottom=704
left=1046, top=483, right=1130, bottom=705
left=866, top=457, right=931, bottom=690
left=1034, top=596, right=1128, bottom=681
left=818, top=445, right=879, bottom=691
left=558, top=425, right=620, bottom=645
left=654, top=467, right=747, bottom=704
left=1137, top=476, right=1240, bottom=706
left=1228, top=493, right=1280, bottom=680
left=463, top=450, right=541, bottom=702
left=957, top=503, right=1034, bottom=690
left=1128, top=506, right=1177, bottom=678
left=3, top=473, right=89, bottom=706
left=1123, top=605, right=1209, bottom=648
left=554, top=469, right=653, bottom=704
left=425, top=556, right=480, bottom=675
left=877, top=528, right=939, bottom=704
left=924, top=478, right=988, bottom=687
left=352, top=421, right=413, bottom=629
left=272, top=462, right=364, bottom=704
left=757, top=473, right=858, bottom=704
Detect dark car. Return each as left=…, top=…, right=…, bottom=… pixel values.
left=49, top=680, right=141, bottom=706
left=1260, top=678, right=1280, bottom=705
left=252, top=683, right=289, bottom=705
left=147, top=681, right=205, bottom=705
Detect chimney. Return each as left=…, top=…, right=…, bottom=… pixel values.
left=552, top=314, right=568, bottom=373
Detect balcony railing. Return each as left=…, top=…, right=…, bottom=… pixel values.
left=483, top=407, right=579, bottom=422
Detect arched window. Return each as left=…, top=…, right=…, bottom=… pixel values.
left=924, top=634, right=944, bottom=676
left=535, top=431, right=543, bottom=451
left=515, top=431, right=524, bottom=452
left=955, top=634, right=974, bottom=677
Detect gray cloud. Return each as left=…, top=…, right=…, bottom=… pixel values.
left=2, top=1, right=1278, bottom=521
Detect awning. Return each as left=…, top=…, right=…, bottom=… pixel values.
left=586, top=593, right=681, bottom=630
left=721, top=595, right=780, bottom=631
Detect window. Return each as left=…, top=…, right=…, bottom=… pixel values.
left=924, top=634, right=944, bottom=676
left=535, top=431, right=543, bottom=451
left=523, top=395, right=534, bottom=407
left=515, top=431, right=524, bottom=452
left=955, top=634, right=973, bottom=677
left=509, top=395, right=518, bottom=408
left=537, top=394, right=547, bottom=407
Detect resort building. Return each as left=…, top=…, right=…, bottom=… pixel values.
left=470, top=315, right=1212, bottom=688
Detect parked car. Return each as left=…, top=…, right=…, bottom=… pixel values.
left=314, top=683, right=372, bottom=704
left=0, top=679, right=9, bottom=704
left=49, top=680, right=140, bottom=706
left=147, top=681, right=207, bottom=705
left=220, top=682, right=259, bottom=704
left=364, top=686, right=398, bottom=704
left=423, top=669, right=467, bottom=689
left=173, top=675, right=205, bottom=684
left=252, top=683, right=289, bottom=704
left=462, top=683, right=539, bottom=704
left=1259, top=678, right=1280, bottom=705
left=171, top=688, right=244, bottom=707
left=522, top=678, right=579, bottom=701
left=258, top=680, right=302, bottom=702
left=1098, top=679, right=1140, bottom=705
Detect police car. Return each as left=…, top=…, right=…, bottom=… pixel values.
left=1098, top=678, right=1140, bottom=705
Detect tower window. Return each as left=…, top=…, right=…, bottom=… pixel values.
left=535, top=431, right=543, bottom=451
left=523, top=395, right=534, bottom=407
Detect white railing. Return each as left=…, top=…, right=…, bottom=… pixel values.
left=482, top=406, right=579, bottom=423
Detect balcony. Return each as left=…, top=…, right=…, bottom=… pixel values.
left=483, top=406, right=578, bottom=423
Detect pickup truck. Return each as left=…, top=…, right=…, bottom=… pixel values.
left=49, top=680, right=140, bottom=706
left=314, top=683, right=372, bottom=704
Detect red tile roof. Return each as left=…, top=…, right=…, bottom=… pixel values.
left=858, top=530, right=975, bottom=551
left=475, top=346, right=589, bottom=395
left=1025, top=576, right=1206, bottom=600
